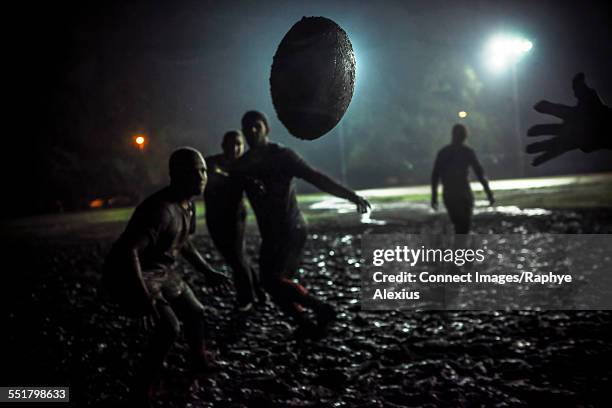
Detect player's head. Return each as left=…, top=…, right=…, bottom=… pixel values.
left=451, top=124, right=468, bottom=144
left=222, top=130, right=245, bottom=160
left=169, top=147, right=207, bottom=196
left=241, top=110, right=269, bottom=148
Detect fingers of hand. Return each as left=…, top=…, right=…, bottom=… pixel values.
left=532, top=149, right=566, bottom=166
left=572, top=73, right=605, bottom=109
left=525, top=139, right=557, bottom=153
left=141, top=315, right=156, bottom=331
left=526, top=135, right=572, bottom=165
left=210, top=276, right=231, bottom=294
left=140, top=316, right=147, bottom=330
left=533, top=101, right=573, bottom=119
left=572, top=72, right=590, bottom=100
left=212, top=279, right=224, bottom=291
left=527, top=124, right=564, bottom=138
left=572, top=72, right=586, bottom=88
left=222, top=277, right=232, bottom=292
left=215, top=284, right=230, bottom=295
left=356, top=197, right=371, bottom=214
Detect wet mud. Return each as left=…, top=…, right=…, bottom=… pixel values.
left=4, top=208, right=612, bottom=407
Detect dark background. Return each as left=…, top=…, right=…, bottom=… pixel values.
left=5, top=0, right=612, bottom=216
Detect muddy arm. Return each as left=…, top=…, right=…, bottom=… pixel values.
left=300, top=167, right=371, bottom=214
left=470, top=153, right=494, bottom=205
left=431, top=153, right=441, bottom=209
left=181, top=239, right=231, bottom=290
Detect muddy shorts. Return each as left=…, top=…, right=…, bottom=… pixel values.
left=142, top=268, right=189, bottom=302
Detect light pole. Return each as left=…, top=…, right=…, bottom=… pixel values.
left=338, top=120, right=347, bottom=185
left=485, top=34, right=532, bottom=177
left=511, top=63, right=522, bottom=176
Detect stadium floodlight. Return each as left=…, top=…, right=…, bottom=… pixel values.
left=485, top=35, right=532, bottom=72
left=484, top=34, right=533, bottom=176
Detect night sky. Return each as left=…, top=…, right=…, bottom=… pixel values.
left=6, top=0, right=612, bottom=216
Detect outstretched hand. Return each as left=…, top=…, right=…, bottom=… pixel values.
left=140, top=296, right=162, bottom=331
left=526, top=73, right=611, bottom=166
left=353, top=195, right=372, bottom=214
left=206, top=270, right=232, bottom=295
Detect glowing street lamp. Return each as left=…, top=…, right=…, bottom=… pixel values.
left=134, top=134, right=146, bottom=150
left=484, top=34, right=532, bottom=176
left=485, top=35, right=532, bottom=73
left=458, top=111, right=468, bottom=119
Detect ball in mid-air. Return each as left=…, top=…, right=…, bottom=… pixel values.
left=270, top=17, right=356, bottom=140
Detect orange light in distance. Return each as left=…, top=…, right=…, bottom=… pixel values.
left=134, top=134, right=146, bottom=150
left=89, top=198, right=104, bottom=208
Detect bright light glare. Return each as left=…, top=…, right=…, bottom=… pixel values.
left=89, top=198, right=104, bottom=208
left=134, top=135, right=146, bottom=150
left=485, top=35, right=532, bottom=72
left=458, top=111, right=468, bottom=118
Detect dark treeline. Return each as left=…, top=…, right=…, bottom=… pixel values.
left=6, top=0, right=611, bottom=217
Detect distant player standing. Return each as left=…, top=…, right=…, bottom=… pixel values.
left=431, top=124, right=494, bottom=233
left=204, top=130, right=264, bottom=311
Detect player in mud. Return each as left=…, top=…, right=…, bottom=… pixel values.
left=103, top=147, right=231, bottom=406
left=228, top=110, right=371, bottom=339
left=204, top=130, right=265, bottom=311
left=527, top=72, right=612, bottom=165
left=431, top=124, right=495, bottom=234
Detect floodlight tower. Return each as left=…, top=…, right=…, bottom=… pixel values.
left=485, top=35, right=533, bottom=177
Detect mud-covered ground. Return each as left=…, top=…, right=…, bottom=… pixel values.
left=4, top=208, right=612, bottom=407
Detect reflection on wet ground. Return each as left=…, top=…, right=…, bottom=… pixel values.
left=310, top=198, right=554, bottom=225
left=5, top=208, right=612, bottom=406
left=474, top=204, right=552, bottom=216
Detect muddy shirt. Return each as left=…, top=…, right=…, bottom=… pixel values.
left=233, top=143, right=311, bottom=239
left=432, top=144, right=485, bottom=202
left=204, top=154, right=246, bottom=219
left=107, top=187, right=196, bottom=271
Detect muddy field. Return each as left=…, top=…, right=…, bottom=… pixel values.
left=4, top=208, right=612, bottom=407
